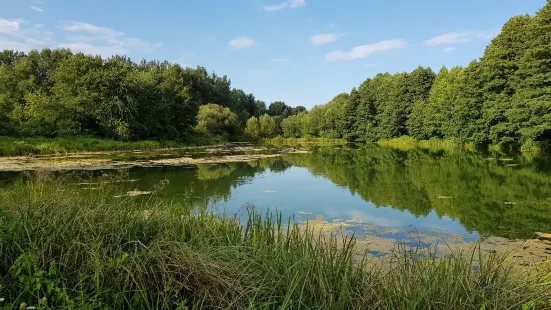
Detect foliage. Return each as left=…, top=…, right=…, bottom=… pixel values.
left=269, top=1, right=551, bottom=153
left=244, top=117, right=262, bottom=139
left=244, top=114, right=279, bottom=139
left=195, top=103, right=238, bottom=139
left=0, top=49, right=303, bottom=143
left=281, top=113, right=304, bottom=138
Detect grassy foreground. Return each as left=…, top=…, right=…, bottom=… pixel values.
left=1, top=174, right=550, bottom=309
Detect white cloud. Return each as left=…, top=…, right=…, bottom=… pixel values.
left=60, top=43, right=127, bottom=57
left=310, top=33, right=344, bottom=45
left=0, top=19, right=21, bottom=34
left=424, top=32, right=471, bottom=46
left=264, top=0, right=305, bottom=12
left=264, top=3, right=288, bottom=11
left=443, top=47, right=456, bottom=53
left=0, top=19, right=158, bottom=57
left=0, top=38, right=32, bottom=50
left=424, top=29, right=499, bottom=46
left=326, top=39, right=407, bottom=62
left=30, top=6, right=44, bottom=12
left=288, top=0, right=306, bottom=8
left=0, top=19, right=54, bottom=51
left=228, top=36, right=256, bottom=49
left=61, top=21, right=123, bottom=39
left=272, top=58, right=289, bottom=63
left=59, top=21, right=161, bottom=57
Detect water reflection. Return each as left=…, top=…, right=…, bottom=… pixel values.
left=2, top=146, right=551, bottom=239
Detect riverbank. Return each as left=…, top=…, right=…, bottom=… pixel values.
left=261, top=137, right=347, bottom=147
left=0, top=135, right=228, bottom=157
left=0, top=176, right=550, bottom=309
left=2, top=135, right=547, bottom=159
left=377, top=136, right=551, bottom=154
left=377, top=136, right=477, bottom=152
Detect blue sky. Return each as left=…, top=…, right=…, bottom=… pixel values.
left=0, top=0, right=546, bottom=108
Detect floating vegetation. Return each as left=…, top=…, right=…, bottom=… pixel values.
left=114, top=190, right=152, bottom=198
left=498, top=158, right=515, bottom=162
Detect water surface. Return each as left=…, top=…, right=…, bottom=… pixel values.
left=2, top=146, right=551, bottom=241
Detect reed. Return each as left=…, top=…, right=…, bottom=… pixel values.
left=0, top=174, right=549, bottom=309
left=377, top=136, right=477, bottom=152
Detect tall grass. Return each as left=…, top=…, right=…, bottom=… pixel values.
left=377, top=136, right=477, bottom=152
left=262, top=137, right=347, bottom=147
left=0, top=174, right=550, bottom=309
left=0, top=135, right=221, bottom=157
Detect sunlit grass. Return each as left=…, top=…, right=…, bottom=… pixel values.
left=377, top=136, right=477, bottom=152
left=0, top=133, right=236, bottom=157
left=0, top=174, right=550, bottom=309
left=262, top=137, right=347, bottom=147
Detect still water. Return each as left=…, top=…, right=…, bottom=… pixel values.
left=2, top=146, right=551, bottom=240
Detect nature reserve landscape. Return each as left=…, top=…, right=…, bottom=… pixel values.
left=1, top=0, right=551, bottom=309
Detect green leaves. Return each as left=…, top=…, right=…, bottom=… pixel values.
left=274, top=1, right=551, bottom=152
left=0, top=49, right=289, bottom=142
left=195, top=104, right=239, bottom=139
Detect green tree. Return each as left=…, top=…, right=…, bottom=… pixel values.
left=245, top=117, right=261, bottom=139
left=355, top=79, right=380, bottom=142
left=408, top=66, right=467, bottom=140
left=340, top=88, right=359, bottom=141
left=478, top=15, right=534, bottom=145
left=259, top=114, right=278, bottom=138
left=195, top=104, right=238, bottom=139
left=281, top=113, right=305, bottom=138
left=267, top=101, right=292, bottom=117
left=510, top=2, right=551, bottom=146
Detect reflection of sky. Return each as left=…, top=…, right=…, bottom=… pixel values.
left=208, top=166, right=474, bottom=236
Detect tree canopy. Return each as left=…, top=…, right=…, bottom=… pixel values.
left=271, top=1, right=551, bottom=151
left=0, top=49, right=301, bottom=141
left=1, top=1, right=551, bottom=150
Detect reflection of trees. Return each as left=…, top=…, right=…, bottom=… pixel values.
left=3, top=148, right=550, bottom=238
left=197, top=164, right=238, bottom=181
left=284, top=147, right=551, bottom=239
left=128, top=158, right=291, bottom=206
left=267, top=160, right=293, bottom=173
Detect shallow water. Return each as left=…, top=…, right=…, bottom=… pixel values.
left=2, top=145, right=551, bottom=242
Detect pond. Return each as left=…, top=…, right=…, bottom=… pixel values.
left=2, top=145, right=551, bottom=246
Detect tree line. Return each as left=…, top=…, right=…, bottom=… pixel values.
left=274, top=1, right=551, bottom=151
left=0, top=49, right=304, bottom=141
left=1, top=1, right=549, bottom=149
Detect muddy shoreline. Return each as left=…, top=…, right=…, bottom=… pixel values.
left=302, top=217, right=551, bottom=269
